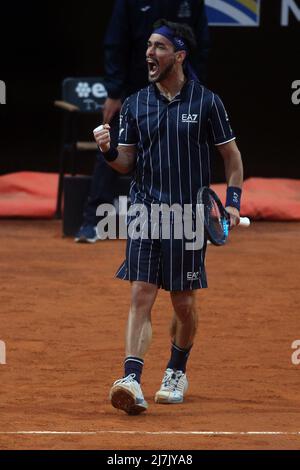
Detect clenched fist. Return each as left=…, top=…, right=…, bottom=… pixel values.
left=93, top=123, right=111, bottom=153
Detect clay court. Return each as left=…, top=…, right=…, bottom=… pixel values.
left=0, top=219, right=299, bottom=450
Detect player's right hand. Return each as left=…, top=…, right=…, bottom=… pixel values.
left=93, top=123, right=111, bottom=153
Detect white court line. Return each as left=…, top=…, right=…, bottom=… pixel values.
left=0, top=431, right=300, bottom=436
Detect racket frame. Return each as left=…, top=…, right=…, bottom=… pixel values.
left=197, top=187, right=230, bottom=246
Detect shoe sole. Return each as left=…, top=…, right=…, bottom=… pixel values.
left=74, top=237, right=98, bottom=243
left=154, top=392, right=184, bottom=404
left=110, top=386, right=147, bottom=415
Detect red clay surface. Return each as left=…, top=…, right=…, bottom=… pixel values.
left=0, top=220, right=300, bottom=450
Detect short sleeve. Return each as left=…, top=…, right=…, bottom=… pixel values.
left=118, top=97, right=138, bottom=146
left=209, top=94, right=236, bottom=146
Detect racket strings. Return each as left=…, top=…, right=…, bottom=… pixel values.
left=207, top=197, right=228, bottom=243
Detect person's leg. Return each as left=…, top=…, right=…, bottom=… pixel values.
left=158, top=226, right=205, bottom=376
left=155, top=290, right=198, bottom=404
left=169, top=291, right=198, bottom=351
left=124, top=281, right=158, bottom=382
left=110, top=281, right=158, bottom=415
left=111, top=206, right=161, bottom=414
left=165, top=290, right=197, bottom=375
left=126, top=281, right=158, bottom=359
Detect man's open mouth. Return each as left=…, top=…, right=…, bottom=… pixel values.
left=147, top=59, right=159, bottom=76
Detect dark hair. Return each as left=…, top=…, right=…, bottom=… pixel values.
left=152, top=18, right=197, bottom=54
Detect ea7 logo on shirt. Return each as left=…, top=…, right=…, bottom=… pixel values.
left=181, top=114, right=198, bottom=123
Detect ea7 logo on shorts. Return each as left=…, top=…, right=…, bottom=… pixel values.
left=187, top=272, right=199, bottom=281
left=181, top=114, right=198, bottom=123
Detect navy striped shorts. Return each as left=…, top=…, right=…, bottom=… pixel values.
left=115, top=205, right=208, bottom=291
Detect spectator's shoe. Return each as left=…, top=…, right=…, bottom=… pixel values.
left=154, top=368, right=188, bottom=404
left=74, top=224, right=99, bottom=243
left=109, top=374, right=148, bottom=415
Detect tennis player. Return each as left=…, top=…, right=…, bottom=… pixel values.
left=93, top=19, right=244, bottom=415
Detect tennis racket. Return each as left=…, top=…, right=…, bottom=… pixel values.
left=197, top=186, right=250, bottom=246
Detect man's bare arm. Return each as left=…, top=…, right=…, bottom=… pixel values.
left=111, top=145, right=136, bottom=174
left=217, top=139, right=243, bottom=188
left=217, top=139, right=244, bottom=227
left=93, top=123, right=136, bottom=174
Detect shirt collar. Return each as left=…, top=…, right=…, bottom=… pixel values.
left=151, top=79, right=193, bottom=103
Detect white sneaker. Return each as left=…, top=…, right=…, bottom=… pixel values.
left=155, top=368, right=188, bottom=404
left=109, top=373, right=148, bottom=415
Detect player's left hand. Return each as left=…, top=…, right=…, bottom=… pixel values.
left=225, top=206, right=240, bottom=229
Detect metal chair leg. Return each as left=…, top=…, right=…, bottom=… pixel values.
left=55, top=147, right=66, bottom=219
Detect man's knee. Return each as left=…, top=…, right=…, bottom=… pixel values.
left=131, top=281, right=158, bottom=313
left=171, top=292, right=196, bottom=323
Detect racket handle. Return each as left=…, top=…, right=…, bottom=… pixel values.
left=239, top=217, right=250, bottom=227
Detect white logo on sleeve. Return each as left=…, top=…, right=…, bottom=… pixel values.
left=119, top=128, right=125, bottom=138
left=141, top=6, right=151, bottom=12
left=181, top=114, right=198, bottom=123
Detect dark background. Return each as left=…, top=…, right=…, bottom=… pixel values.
left=0, top=0, right=299, bottom=182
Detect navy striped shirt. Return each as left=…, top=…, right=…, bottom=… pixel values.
left=118, top=79, right=235, bottom=205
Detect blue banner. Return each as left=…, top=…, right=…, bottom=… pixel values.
left=205, top=0, right=261, bottom=26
